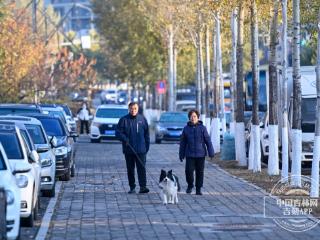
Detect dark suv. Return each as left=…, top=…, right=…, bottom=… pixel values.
left=22, top=114, right=75, bottom=181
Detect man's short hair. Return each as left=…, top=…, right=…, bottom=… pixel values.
left=188, top=109, right=200, bottom=119
left=128, top=102, right=139, bottom=108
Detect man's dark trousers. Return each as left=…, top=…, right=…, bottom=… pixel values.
left=80, top=120, right=89, bottom=134
left=125, top=153, right=147, bottom=189
left=185, top=157, right=205, bottom=189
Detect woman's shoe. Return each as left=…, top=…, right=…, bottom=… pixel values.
left=196, top=188, right=202, bottom=195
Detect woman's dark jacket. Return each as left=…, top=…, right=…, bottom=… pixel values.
left=116, top=114, right=150, bottom=155
left=179, top=121, right=214, bottom=159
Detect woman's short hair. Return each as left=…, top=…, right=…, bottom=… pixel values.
left=188, top=109, right=200, bottom=119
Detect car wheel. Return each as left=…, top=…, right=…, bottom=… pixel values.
left=60, top=166, right=71, bottom=181
left=71, top=162, right=75, bottom=177
left=43, top=184, right=55, bottom=198
left=23, top=197, right=34, bottom=227
left=90, top=138, right=100, bottom=143
left=155, top=138, right=161, bottom=144
left=33, top=196, right=39, bottom=220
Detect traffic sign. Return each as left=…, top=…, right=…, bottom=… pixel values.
left=156, top=80, right=166, bottom=94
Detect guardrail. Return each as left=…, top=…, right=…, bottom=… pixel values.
left=0, top=188, right=6, bottom=240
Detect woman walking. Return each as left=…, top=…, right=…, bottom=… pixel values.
left=179, top=109, right=214, bottom=195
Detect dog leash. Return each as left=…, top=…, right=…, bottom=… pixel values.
left=126, top=142, right=158, bottom=183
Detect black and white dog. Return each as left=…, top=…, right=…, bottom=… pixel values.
left=159, top=170, right=181, bottom=205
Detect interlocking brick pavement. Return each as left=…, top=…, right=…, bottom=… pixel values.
left=45, top=136, right=320, bottom=239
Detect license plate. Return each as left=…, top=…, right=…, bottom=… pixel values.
left=105, top=130, right=115, bottom=136
left=169, top=131, right=181, bottom=136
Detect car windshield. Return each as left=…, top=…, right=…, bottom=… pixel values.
left=159, top=113, right=188, bottom=122
left=0, top=133, right=23, bottom=159
left=96, top=109, right=128, bottom=118
left=0, top=152, right=6, bottom=170
left=38, top=118, right=66, bottom=137
left=25, top=124, right=47, bottom=144
left=60, top=105, right=72, bottom=116
left=0, top=108, right=41, bottom=115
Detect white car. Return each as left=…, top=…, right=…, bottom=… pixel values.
left=0, top=116, right=56, bottom=197
left=0, top=143, right=21, bottom=240
left=90, top=105, right=128, bottom=143
left=0, top=121, right=41, bottom=227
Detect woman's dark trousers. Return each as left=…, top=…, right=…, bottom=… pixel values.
left=185, top=157, right=205, bottom=189
left=80, top=120, right=89, bottom=134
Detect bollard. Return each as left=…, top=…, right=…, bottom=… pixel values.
left=0, top=188, right=6, bottom=240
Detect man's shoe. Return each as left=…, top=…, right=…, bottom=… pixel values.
left=196, top=189, right=202, bottom=195
left=128, top=188, right=136, bottom=194
left=139, top=187, right=150, bottom=194
left=186, top=187, right=193, bottom=194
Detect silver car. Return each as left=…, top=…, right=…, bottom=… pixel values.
left=0, top=116, right=56, bottom=197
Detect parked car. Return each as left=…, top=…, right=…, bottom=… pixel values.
left=155, top=112, right=188, bottom=144
left=101, top=89, right=118, bottom=104
left=0, top=121, right=41, bottom=227
left=90, top=104, right=128, bottom=143
left=175, top=100, right=196, bottom=112
left=24, top=114, right=75, bottom=181
left=0, top=143, right=21, bottom=240
left=0, top=116, right=56, bottom=197
left=57, top=104, right=77, bottom=133
left=0, top=104, right=42, bottom=116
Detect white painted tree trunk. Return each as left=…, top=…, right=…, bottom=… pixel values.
left=206, top=117, right=211, bottom=133
left=268, top=125, right=279, bottom=175
left=168, top=25, right=174, bottom=111
left=291, top=0, right=302, bottom=187
left=230, top=10, right=237, bottom=135
left=252, top=125, right=261, bottom=172
left=236, top=122, right=246, bottom=166
left=216, top=13, right=226, bottom=134
left=249, top=125, right=254, bottom=170
left=281, top=0, right=289, bottom=182
left=291, top=129, right=302, bottom=186
left=268, top=0, right=280, bottom=176
left=211, top=118, right=220, bottom=153
left=310, top=10, right=320, bottom=197
left=250, top=0, right=261, bottom=172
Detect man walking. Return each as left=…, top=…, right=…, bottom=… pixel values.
left=77, top=102, right=90, bottom=134
left=116, top=102, right=150, bottom=194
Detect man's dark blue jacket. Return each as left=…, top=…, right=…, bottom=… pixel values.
left=179, top=121, right=214, bottom=159
left=116, top=113, right=150, bottom=155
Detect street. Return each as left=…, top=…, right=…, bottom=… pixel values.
left=21, top=136, right=318, bottom=240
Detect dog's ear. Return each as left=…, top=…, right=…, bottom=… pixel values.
left=159, top=170, right=166, bottom=182
left=161, top=169, right=166, bottom=174
left=168, top=170, right=172, bottom=175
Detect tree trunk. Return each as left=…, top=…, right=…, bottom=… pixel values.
left=168, top=24, right=174, bottom=111
left=173, top=46, right=177, bottom=111
left=281, top=0, right=289, bottom=182
left=205, top=25, right=211, bottom=131
left=235, top=4, right=246, bottom=166
left=310, top=9, right=320, bottom=197
left=199, top=29, right=206, bottom=119
left=230, top=10, right=237, bottom=135
left=216, top=12, right=226, bottom=134
left=210, top=20, right=220, bottom=153
left=268, top=0, right=280, bottom=175
left=196, top=42, right=201, bottom=111
left=249, top=0, right=261, bottom=172
left=291, top=0, right=302, bottom=186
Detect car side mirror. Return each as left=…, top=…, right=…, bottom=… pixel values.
left=74, top=117, right=79, bottom=122
left=29, top=150, right=40, bottom=164
left=12, top=163, right=31, bottom=174
left=36, top=145, right=50, bottom=153
left=70, top=131, right=78, bottom=138
left=49, top=136, right=58, bottom=148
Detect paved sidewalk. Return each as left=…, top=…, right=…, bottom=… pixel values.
left=45, top=137, right=320, bottom=239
